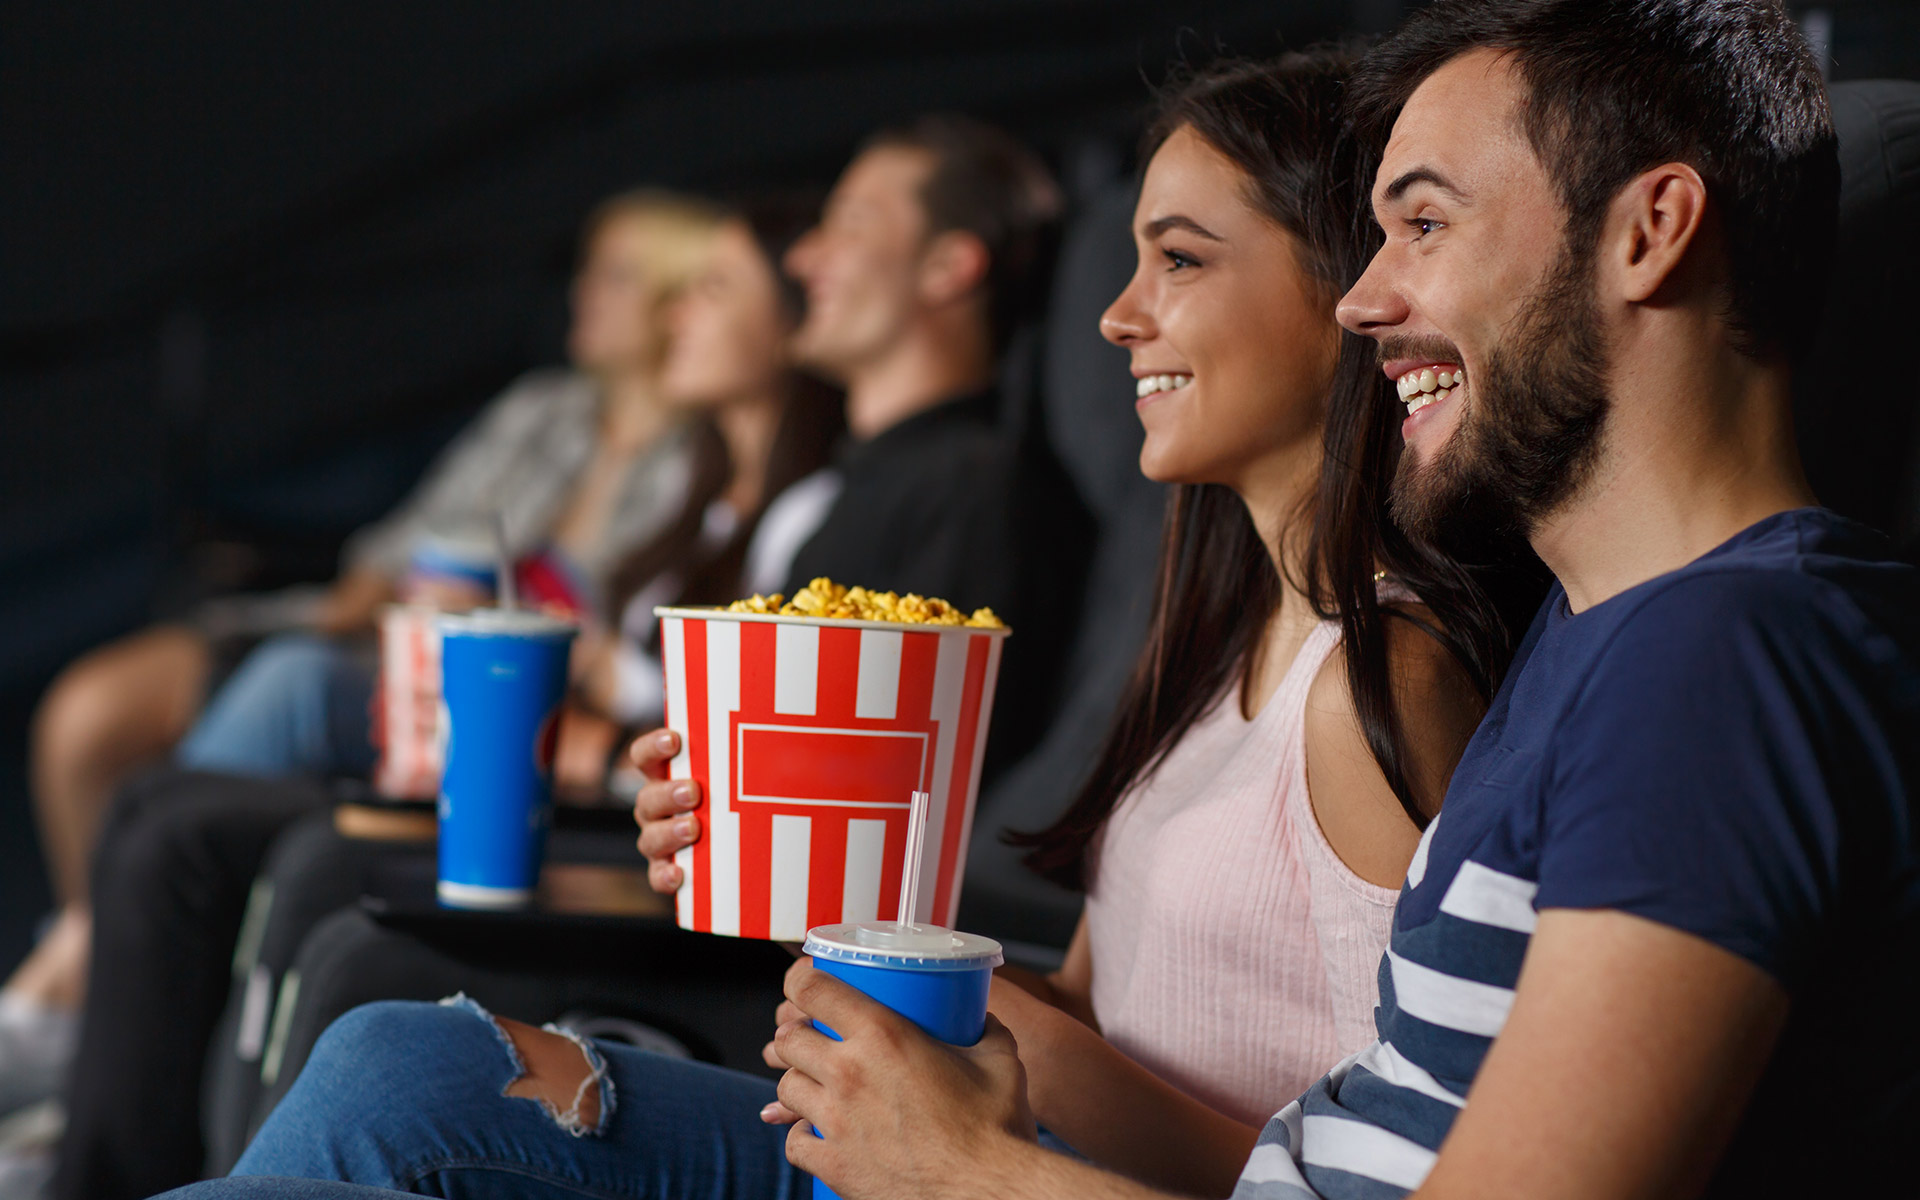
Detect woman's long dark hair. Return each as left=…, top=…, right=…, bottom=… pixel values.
left=1018, top=49, right=1540, bottom=890
left=604, top=195, right=845, bottom=649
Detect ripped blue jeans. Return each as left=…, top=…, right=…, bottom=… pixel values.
left=231, top=997, right=807, bottom=1199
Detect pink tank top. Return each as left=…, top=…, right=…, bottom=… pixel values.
left=1084, top=618, right=1401, bottom=1126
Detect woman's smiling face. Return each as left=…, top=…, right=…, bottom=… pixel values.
left=1100, top=124, right=1339, bottom=491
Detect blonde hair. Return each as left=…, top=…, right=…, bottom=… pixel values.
left=578, top=188, right=723, bottom=371
left=583, top=188, right=722, bottom=282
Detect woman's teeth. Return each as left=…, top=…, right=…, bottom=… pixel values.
left=1136, top=373, right=1193, bottom=399
left=1395, top=366, right=1465, bottom=417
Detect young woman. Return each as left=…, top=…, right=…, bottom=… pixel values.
left=196, top=51, right=1531, bottom=1200
left=572, top=196, right=848, bottom=738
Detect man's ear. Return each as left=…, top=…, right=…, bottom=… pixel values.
left=917, top=229, right=991, bottom=307
left=1608, top=162, right=1709, bottom=305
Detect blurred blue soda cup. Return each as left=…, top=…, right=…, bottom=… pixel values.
left=435, top=609, right=576, bottom=909
left=801, top=921, right=1004, bottom=1200
left=406, top=531, right=500, bottom=600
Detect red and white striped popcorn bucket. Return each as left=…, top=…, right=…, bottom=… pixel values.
left=371, top=604, right=445, bottom=800
left=655, top=607, right=1009, bottom=941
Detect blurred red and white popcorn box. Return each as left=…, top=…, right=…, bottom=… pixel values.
left=371, top=604, right=445, bottom=800
left=655, top=606, right=1009, bottom=941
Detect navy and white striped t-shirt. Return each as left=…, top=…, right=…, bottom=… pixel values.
left=1235, top=509, right=1920, bottom=1199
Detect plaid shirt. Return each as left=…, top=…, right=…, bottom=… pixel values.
left=341, top=368, right=696, bottom=615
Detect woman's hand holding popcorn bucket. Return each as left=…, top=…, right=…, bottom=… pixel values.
left=631, top=579, right=1009, bottom=942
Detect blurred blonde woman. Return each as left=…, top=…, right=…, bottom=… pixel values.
left=0, top=190, right=720, bottom=1119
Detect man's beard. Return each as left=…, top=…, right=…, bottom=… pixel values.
left=1388, top=242, right=1612, bottom=544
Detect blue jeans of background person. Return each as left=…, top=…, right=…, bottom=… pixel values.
left=178, top=633, right=378, bottom=780
left=157, top=1182, right=411, bottom=1200
left=232, top=997, right=808, bottom=1199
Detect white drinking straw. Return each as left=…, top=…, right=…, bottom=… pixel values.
left=493, top=511, right=519, bottom=611
left=896, top=790, right=932, bottom=928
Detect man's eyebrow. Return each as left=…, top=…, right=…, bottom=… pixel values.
left=1382, top=167, right=1469, bottom=204
left=1143, top=215, right=1224, bottom=241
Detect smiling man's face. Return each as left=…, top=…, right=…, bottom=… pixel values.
left=783, top=145, right=937, bottom=382
left=1339, top=47, right=1613, bottom=540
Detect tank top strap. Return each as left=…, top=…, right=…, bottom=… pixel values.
left=1264, top=616, right=1346, bottom=729
left=1261, top=573, right=1420, bottom=733
left=1269, top=570, right=1416, bottom=713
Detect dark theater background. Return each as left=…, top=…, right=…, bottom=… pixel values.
left=2, top=0, right=1915, bottom=972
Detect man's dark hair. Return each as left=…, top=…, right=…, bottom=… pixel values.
left=1349, top=0, right=1839, bottom=361
left=864, top=115, right=1064, bottom=353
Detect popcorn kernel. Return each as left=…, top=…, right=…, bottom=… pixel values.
left=724, top=578, right=1006, bottom=629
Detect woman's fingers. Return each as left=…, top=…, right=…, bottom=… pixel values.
left=637, top=811, right=701, bottom=864
left=627, top=728, right=679, bottom=780
left=633, top=776, right=701, bottom=827
left=647, top=857, right=684, bottom=894
left=628, top=728, right=701, bottom=892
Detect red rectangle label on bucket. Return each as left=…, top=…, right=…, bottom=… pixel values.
left=736, top=726, right=926, bottom=809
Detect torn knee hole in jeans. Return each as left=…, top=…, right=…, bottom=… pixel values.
left=440, top=993, right=616, bottom=1137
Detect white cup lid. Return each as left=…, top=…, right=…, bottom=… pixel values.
left=435, top=609, right=576, bottom=637
left=803, top=922, right=1003, bottom=970
left=414, top=530, right=498, bottom=558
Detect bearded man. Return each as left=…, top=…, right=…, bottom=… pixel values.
left=759, top=4, right=1920, bottom=1200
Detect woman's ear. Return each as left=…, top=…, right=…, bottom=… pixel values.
left=917, top=229, right=992, bottom=307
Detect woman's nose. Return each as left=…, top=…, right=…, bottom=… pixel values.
left=1099, top=276, right=1153, bottom=347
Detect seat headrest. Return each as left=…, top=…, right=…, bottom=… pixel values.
left=1794, top=80, right=1920, bottom=545
left=1040, top=182, right=1144, bottom=520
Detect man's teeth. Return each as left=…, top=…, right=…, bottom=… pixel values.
left=1395, top=366, right=1465, bottom=416
left=1135, top=374, right=1194, bottom=399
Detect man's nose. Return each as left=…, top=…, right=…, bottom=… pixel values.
left=1336, top=250, right=1408, bottom=337
left=784, top=228, right=821, bottom=279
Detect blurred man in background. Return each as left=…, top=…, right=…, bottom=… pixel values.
left=775, top=115, right=1090, bottom=770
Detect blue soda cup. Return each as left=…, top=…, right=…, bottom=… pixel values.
left=435, top=609, right=576, bottom=909
left=407, top=531, right=500, bottom=598
left=801, top=922, right=1005, bottom=1200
